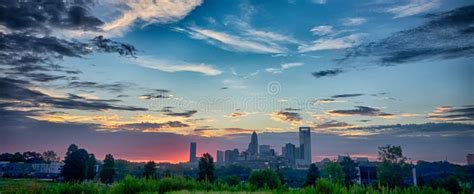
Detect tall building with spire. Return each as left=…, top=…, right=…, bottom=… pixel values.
left=299, top=127, right=311, bottom=165
left=247, top=131, right=258, bottom=157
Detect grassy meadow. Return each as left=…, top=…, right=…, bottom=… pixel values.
left=0, top=176, right=458, bottom=194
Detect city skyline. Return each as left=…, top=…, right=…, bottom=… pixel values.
left=1, top=0, right=473, bottom=164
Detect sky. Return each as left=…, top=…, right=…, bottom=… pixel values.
left=0, top=0, right=473, bottom=164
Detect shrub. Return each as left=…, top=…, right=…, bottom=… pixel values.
left=248, top=169, right=282, bottom=190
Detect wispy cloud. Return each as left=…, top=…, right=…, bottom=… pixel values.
left=385, top=0, right=440, bottom=18
left=175, top=26, right=288, bottom=54
left=310, top=25, right=333, bottom=36
left=343, top=5, right=474, bottom=64
left=311, top=0, right=328, bottom=4
left=428, top=105, right=474, bottom=122
left=341, top=17, right=367, bottom=26
left=266, top=62, right=304, bottom=74
left=270, top=111, right=303, bottom=126
left=101, top=0, right=203, bottom=33
left=133, top=57, right=222, bottom=76
left=312, top=69, right=344, bottom=78
left=299, top=33, right=365, bottom=52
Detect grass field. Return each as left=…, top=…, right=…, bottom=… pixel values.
left=0, top=177, right=457, bottom=194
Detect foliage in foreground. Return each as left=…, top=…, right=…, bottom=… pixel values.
left=1, top=177, right=467, bottom=194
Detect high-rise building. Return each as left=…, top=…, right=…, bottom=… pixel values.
left=284, top=143, right=296, bottom=163
left=467, top=154, right=474, bottom=165
left=224, top=149, right=240, bottom=164
left=247, top=131, right=258, bottom=156
left=259, top=145, right=271, bottom=156
left=217, top=150, right=224, bottom=164
left=299, top=127, right=312, bottom=165
left=189, top=142, right=197, bottom=163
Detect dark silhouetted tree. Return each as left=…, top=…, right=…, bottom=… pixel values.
left=100, top=154, right=116, bottom=184
left=11, top=152, right=25, bottom=163
left=304, top=163, right=320, bottom=186
left=61, top=144, right=96, bottom=182
left=340, top=157, right=359, bottom=185
left=0, top=153, right=13, bottom=162
left=86, top=153, right=97, bottom=180
left=42, top=150, right=60, bottom=163
left=198, top=153, right=215, bottom=182
left=377, top=144, right=412, bottom=187
left=248, top=169, right=282, bottom=189
left=143, top=161, right=156, bottom=179
left=23, top=151, right=44, bottom=163
left=67, top=144, right=78, bottom=156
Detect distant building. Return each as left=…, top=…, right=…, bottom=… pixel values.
left=216, top=150, right=224, bottom=164
left=259, top=145, right=271, bottom=156
left=355, top=157, right=369, bottom=164
left=337, top=155, right=350, bottom=163
left=299, top=127, right=312, bottom=165
left=225, top=149, right=239, bottom=164
left=467, top=154, right=474, bottom=165
left=189, top=142, right=197, bottom=163
left=31, top=163, right=62, bottom=178
left=247, top=131, right=259, bottom=157
left=283, top=143, right=296, bottom=164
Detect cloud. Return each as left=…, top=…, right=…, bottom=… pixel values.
left=284, top=108, right=301, bottom=111
left=341, top=17, right=367, bottom=26
left=271, top=111, right=303, bottom=125
left=0, top=1, right=103, bottom=33
left=428, top=105, right=474, bottom=122
left=299, top=33, right=365, bottom=52
left=175, top=26, right=287, bottom=54
left=311, top=0, right=327, bottom=4
left=312, top=98, right=345, bottom=104
left=326, top=106, right=393, bottom=117
left=139, top=89, right=172, bottom=100
left=230, top=68, right=260, bottom=79
left=343, top=123, right=474, bottom=137
left=331, top=93, right=364, bottom=98
left=101, top=0, right=203, bottom=33
left=312, top=120, right=354, bottom=129
left=344, top=5, right=474, bottom=64
left=310, top=25, right=333, bottom=36
left=165, top=110, right=198, bottom=118
left=312, top=69, right=344, bottom=78
left=67, top=81, right=133, bottom=93
left=385, top=0, right=440, bottom=18
left=133, top=57, right=222, bottom=76
left=0, top=78, right=147, bottom=112
left=225, top=112, right=256, bottom=119
left=116, top=121, right=190, bottom=132
left=266, top=62, right=304, bottom=74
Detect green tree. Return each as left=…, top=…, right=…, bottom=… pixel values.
left=86, top=153, right=97, bottom=180
left=377, top=144, right=412, bottom=187
left=248, top=169, right=282, bottom=189
left=62, top=148, right=92, bottom=182
left=322, top=162, right=344, bottom=184
left=223, top=175, right=240, bottom=186
left=100, top=154, right=115, bottom=184
left=143, top=161, right=156, bottom=179
left=198, top=153, right=215, bottom=182
left=42, top=150, right=60, bottom=163
left=304, top=163, right=320, bottom=186
left=340, top=157, right=359, bottom=185
left=11, top=152, right=25, bottom=163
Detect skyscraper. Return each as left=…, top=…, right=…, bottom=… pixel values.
left=189, top=142, right=197, bottom=163
left=217, top=150, right=224, bottom=164
left=299, top=127, right=311, bottom=165
left=247, top=131, right=258, bottom=156
left=284, top=143, right=296, bottom=163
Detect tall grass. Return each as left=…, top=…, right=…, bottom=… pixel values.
left=0, top=177, right=461, bottom=194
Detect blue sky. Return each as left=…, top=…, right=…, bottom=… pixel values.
left=0, top=0, right=473, bottom=163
